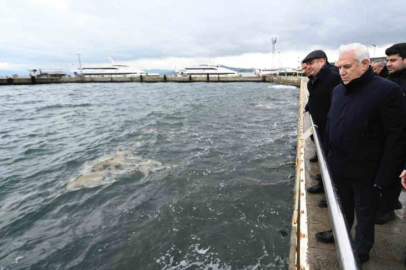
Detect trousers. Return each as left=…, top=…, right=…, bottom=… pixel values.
left=334, top=177, right=380, bottom=256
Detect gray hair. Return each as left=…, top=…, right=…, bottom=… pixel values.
left=338, top=43, right=370, bottom=64
left=372, top=59, right=387, bottom=67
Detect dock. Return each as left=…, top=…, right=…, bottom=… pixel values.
left=0, top=76, right=301, bottom=86
left=289, top=78, right=406, bottom=269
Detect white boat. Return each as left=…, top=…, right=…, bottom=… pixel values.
left=177, top=65, right=238, bottom=77
left=72, top=64, right=147, bottom=78
left=257, top=68, right=299, bottom=76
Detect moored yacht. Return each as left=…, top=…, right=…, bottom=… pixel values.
left=177, top=65, right=238, bottom=77
left=258, top=68, right=300, bottom=76
left=72, top=64, right=147, bottom=78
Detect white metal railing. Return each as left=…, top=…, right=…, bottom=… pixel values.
left=304, top=79, right=361, bottom=270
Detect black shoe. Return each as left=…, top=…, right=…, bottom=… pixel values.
left=358, top=253, right=370, bottom=264
left=309, top=155, right=318, bottom=162
left=395, top=200, right=403, bottom=210
left=307, top=183, right=324, bottom=194
left=318, top=196, right=328, bottom=208
left=375, top=210, right=396, bottom=225
left=315, top=174, right=322, bottom=181
left=315, top=230, right=334, bottom=243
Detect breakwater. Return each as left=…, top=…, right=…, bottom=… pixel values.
left=0, top=76, right=301, bottom=86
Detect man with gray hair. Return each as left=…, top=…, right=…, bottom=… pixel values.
left=371, top=59, right=389, bottom=78
left=317, top=43, right=406, bottom=264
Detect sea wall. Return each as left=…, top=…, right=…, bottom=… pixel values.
left=0, top=75, right=301, bottom=86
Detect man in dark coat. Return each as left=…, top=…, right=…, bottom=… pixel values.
left=376, top=43, right=406, bottom=225
left=317, top=43, right=406, bottom=264
left=387, top=43, right=406, bottom=92
left=372, top=60, right=389, bottom=79
left=302, top=50, right=341, bottom=201
left=377, top=43, right=406, bottom=225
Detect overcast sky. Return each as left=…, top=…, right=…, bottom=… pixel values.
left=1, top=0, right=405, bottom=74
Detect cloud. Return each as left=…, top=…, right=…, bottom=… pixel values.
left=0, top=62, right=10, bottom=70
left=0, top=0, right=405, bottom=73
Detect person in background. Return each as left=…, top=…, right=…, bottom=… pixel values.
left=371, top=59, right=389, bottom=78
left=378, top=43, right=406, bottom=226
left=302, top=51, right=341, bottom=209
left=301, top=62, right=311, bottom=77
left=317, top=43, right=406, bottom=264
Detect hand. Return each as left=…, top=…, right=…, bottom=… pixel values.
left=400, top=170, right=406, bottom=189
left=303, top=109, right=307, bottom=113
left=374, top=184, right=381, bottom=189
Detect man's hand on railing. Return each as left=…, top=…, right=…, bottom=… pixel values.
left=399, top=170, right=406, bottom=189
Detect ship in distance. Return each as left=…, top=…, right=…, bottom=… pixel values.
left=176, top=64, right=239, bottom=77
left=71, top=57, right=157, bottom=77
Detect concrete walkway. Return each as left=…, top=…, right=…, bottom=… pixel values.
left=303, top=114, right=406, bottom=269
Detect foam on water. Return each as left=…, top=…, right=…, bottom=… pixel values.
left=67, top=151, right=170, bottom=190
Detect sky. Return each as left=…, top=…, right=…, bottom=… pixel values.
left=1, top=0, right=405, bottom=75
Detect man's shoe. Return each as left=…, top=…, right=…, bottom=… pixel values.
left=358, top=253, right=370, bottom=264
left=315, top=230, right=334, bottom=243
left=394, top=200, right=403, bottom=210
left=375, top=210, right=396, bottom=225
left=318, top=196, right=328, bottom=208
left=309, top=155, right=318, bottom=162
left=315, top=174, right=322, bottom=181
left=307, top=183, right=324, bottom=194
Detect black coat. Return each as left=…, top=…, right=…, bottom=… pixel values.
left=388, top=68, right=406, bottom=169
left=305, top=65, right=341, bottom=141
left=378, top=66, right=389, bottom=79
left=324, top=67, right=406, bottom=188
left=388, top=68, right=406, bottom=95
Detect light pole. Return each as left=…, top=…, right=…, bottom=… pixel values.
left=372, top=44, right=376, bottom=57
left=76, top=54, right=82, bottom=76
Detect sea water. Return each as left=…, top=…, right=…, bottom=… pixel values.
left=0, top=82, right=298, bottom=269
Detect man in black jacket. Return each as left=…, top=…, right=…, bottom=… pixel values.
left=317, top=43, right=406, bottom=264
left=376, top=43, right=406, bottom=225
left=302, top=51, right=341, bottom=200
left=372, top=60, right=389, bottom=78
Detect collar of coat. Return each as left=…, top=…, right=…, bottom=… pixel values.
left=379, top=65, right=389, bottom=78
left=310, top=64, right=331, bottom=83
left=389, top=67, right=406, bottom=79
left=343, top=66, right=375, bottom=92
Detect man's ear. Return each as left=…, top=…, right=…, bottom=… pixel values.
left=361, top=59, right=370, bottom=71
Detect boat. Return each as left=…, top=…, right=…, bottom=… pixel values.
left=72, top=64, right=147, bottom=78
left=177, top=65, right=239, bottom=77
left=71, top=57, right=150, bottom=78
left=257, top=68, right=300, bottom=77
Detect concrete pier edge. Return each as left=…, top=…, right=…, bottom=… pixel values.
left=0, top=76, right=302, bottom=86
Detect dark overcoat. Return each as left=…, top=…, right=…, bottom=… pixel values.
left=388, top=68, right=406, bottom=169
left=378, top=65, right=389, bottom=79
left=388, top=68, right=406, bottom=95
left=305, top=64, right=341, bottom=141
left=324, top=67, right=406, bottom=188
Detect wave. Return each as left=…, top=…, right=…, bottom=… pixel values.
left=67, top=151, right=170, bottom=190
left=36, top=103, right=92, bottom=112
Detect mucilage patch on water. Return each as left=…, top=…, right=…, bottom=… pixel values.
left=67, top=151, right=170, bottom=190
